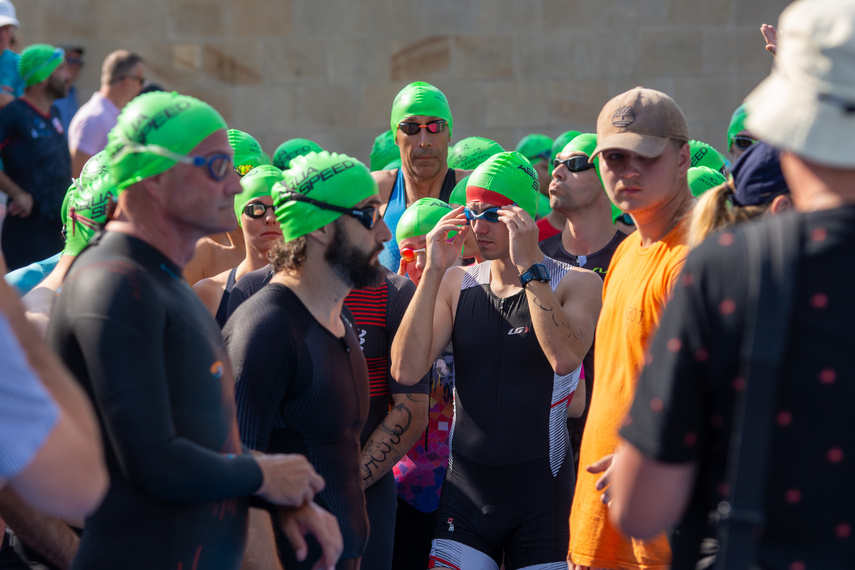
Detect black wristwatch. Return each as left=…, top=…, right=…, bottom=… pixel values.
left=519, top=262, right=551, bottom=288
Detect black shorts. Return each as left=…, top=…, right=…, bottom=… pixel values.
left=430, top=452, right=573, bottom=569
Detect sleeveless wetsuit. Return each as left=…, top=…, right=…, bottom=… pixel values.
left=430, top=257, right=580, bottom=570
left=214, top=266, right=238, bottom=328
left=48, top=232, right=263, bottom=570
left=224, top=284, right=370, bottom=567
left=378, top=168, right=457, bottom=271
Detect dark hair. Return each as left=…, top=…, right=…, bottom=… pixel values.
left=269, top=235, right=307, bottom=274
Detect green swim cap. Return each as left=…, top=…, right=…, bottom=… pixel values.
left=274, top=151, right=378, bottom=242
left=396, top=197, right=454, bottom=242
left=79, top=151, right=111, bottom=191
left=727, top=104, right=749, bottom=152
left=687, top=166, right=727, bottom=198
left=689, top=140, right=727, bottom=174
left=229, top=129, right=269, bottom=175
left=19, top=45, right=64, bottom=88
left=515, top=134, right=553, bottom=164
left=105, top=92, right=228, bottom=192
left=234, top=165, right=283, bottom=226
left=382, top=158, right=402, bottom=171
left=449, top=174, right=470, bottom=206
left=390, top=81, right=454, bottom=137
left=537, top=193, right=552, bottom=217
left=60, top=184, right=74, bottom=228
left=65, top=173, right=118, bottom=256
left=466, top=151, right=539, bottom=219
left=447, top=137, right=504, bottom=170
left=273, top=138, right=323, bottom=171
left=550, top=130, right=581, bottom=164
left=369, top=130, right=400, bottom=172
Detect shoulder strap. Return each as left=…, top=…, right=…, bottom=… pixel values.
left=715, top=213, right=801, bottom=569
left=439, top=169, right=457, bottom=203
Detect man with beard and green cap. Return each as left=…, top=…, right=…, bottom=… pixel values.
left=0, top=44, right=70, bottom=270
left=48, top=92, right=340, bottom=570
left=225, top=150, right=392, bottom=570
left=374, top=81, right=471, bottom=272
left=391, top=151, right=602, bottom=569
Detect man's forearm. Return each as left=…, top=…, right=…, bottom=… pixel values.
left=390, top=268, right=444, bottom=384
left=0, top=279, right=102, bottom=442
left=240, top=507, right=284, bottom=570
left=0, top=169, right=25, bottom=201
left=524, top=281, right=590, bottom=376
left=0, top=488, right=80, bottom=570
left=361, top=393, right=429, bottom=488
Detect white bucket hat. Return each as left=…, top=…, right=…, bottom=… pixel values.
left=0, top=1, right=19, bottom=29
left=744, top=0, right=855, bottom=168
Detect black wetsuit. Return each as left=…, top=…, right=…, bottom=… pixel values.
left=214, top=266, right=238, bottom=328
left=224, top=284, right=369, bottom=567
left=48, top=232, right=263, bottom=570
left=344, top=272, right=429, bottom=570
left=431, top=257, right=579, bottom=569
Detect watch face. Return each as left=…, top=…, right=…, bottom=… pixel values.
left=533, top=264, right=549, bottom=281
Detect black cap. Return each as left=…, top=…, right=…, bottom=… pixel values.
left=730, top=141, right=789, bottom=207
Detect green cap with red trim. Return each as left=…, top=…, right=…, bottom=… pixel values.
left=466, top=151, right=539, bottom=219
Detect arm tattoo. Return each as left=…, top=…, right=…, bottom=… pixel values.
left=361, top=403, right=414, bottom=483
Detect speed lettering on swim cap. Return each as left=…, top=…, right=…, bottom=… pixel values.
left=105, top=92, right=227, bottom=192
left=274, top=151, right=378, bottom=242
left=64, top=173, right=118, bottom=256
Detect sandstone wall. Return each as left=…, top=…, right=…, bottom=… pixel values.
left=17, top=0, right=791, bottom=163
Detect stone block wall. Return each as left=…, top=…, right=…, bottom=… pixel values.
left=17, top=0, right=791, bottom=164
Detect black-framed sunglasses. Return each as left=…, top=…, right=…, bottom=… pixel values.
left=244, top=203, right=275, bottom=218
left=553, top=156, right=595, bottom=173
left=464, top=206, right=503, bottom=223
left=732, top=135, right=757, bottom=150
left=397, top=119, right=447, bottom=136
left=281, top=192, right=381, bottom=230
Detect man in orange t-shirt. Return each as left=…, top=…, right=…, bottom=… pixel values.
left=568, top=87, right=694, bottom=570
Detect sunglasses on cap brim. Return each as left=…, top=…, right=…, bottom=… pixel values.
left=553, top=156, right=595, bottom=173
left=397, top=119, right=447, bottom=136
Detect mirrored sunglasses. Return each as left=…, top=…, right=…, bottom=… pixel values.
left=397, top=119, right=447, bottom=136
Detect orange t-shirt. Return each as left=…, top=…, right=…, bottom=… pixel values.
left=568, top=220, right=689, bottom=569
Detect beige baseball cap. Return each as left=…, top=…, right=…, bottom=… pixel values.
left=590, top=87, right=689, bottom=159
